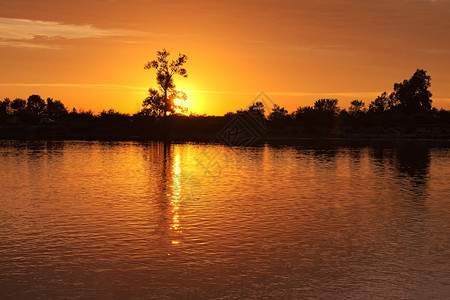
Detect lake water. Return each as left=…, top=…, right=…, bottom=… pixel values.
left=0, top=140, right=449, bottom=299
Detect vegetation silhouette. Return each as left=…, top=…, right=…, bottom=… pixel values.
left=0, top=68, right=449, bottom=141
left=390, top=69, right=432, bottom=112
left=142, top=49, right=188, bottom=118
left=248, top=101, right=265, bottom=115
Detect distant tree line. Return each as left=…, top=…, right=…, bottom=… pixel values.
left=1, top=69, right=449, bottom=140
left=253, top=69, right=449, bottom=136
left=0, top=95, right=69, bottom=124
left=0, top=94, right=133, bottom=124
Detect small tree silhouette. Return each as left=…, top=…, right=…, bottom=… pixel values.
left=268, top=104, right=288, bottom=121
left=142, top=49, right=188, bottom=117
left=0, top=98, right=11, bottom=115
left=46, top=98, right=68, bottom=119
left=10, top=98, right=26, bottom=112
left=369, top=92, right=389, bottom=113
left=26, top=95, right=46, bottom=115
left=248, top=101, right=265, bottom=115
left=349, top=100, right=366, bottom=116
left=314, top=99, right=340, bottom=114
left=390, top=69, right=432, bottom=112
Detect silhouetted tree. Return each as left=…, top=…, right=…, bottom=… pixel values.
left=46, top=98, right=68, bottom=119
left=0, top=98, right=11, bottom=123
left=142, top=89, right=166, bottom=117
left=248, top=101, right=265, bottom=115
left=349, top=100, right=365, bottom=116
left=10, top=98, right=26, bottom=112
left=0, top=98, right=11, bottom=115
left=142, top=49, right=188, bottom=117
left=292, top=106, right=314, bottom=118
left=292, top=105, right=324, bottom=128
left=369, top=92, right=389, bottom=113
left=268, top=104, right=288, bottom=121
left=389, top=69, right=432, bottom=112
left=26, top=95, right=46, bottom=115
left=314, top=99, right=340, bottom=114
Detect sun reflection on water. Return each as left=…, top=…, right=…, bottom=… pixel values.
left=169, top=148, right=182, bottom=244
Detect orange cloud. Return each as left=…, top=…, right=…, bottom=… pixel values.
left=0, top=17, right=147, bottom=48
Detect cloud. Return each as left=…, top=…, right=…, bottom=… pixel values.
left=0, top=17, right=146, bottom=48
left=0, top=40, right=60, bottom=49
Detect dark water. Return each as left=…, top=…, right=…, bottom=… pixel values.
left=0, top=140, right=449, bottom=299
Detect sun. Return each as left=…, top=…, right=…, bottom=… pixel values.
left=173, top=97, right=190, bottom=114
left=174, top=98, right=184, bottom=107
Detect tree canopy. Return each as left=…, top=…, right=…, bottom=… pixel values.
left=142, top=49, right=188, bottom=117
left=349, top=100, right=365, bottom=116
left=248, top=101, right=265, bottom=115
left=389, top=69, right=432, bottom=112
left=268, top=104, right=288, bottom=121
left=314, top=99, right=340, bottom=114
left=26, top=95, right=46, bottom=115
left=46, top=98, right=68, bottom=119
left=369, top=92, right=389, bottom=113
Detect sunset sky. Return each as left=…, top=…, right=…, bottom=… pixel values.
left=1, top=0, right=449, bottom=115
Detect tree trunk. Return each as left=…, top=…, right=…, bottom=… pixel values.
left=163, top=89, right=167, bottom=118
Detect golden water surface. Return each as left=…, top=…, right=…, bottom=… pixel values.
left=0, top=140, right=449, bottom=299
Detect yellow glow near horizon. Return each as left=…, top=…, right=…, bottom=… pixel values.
left=174, top=89, right=202, bottom=115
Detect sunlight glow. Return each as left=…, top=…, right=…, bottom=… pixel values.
left=174, top=98, right=183, bottom=107
left=173, top=95, right=191, bottom=115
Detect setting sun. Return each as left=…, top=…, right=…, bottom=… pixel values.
left=173, top=98, right=184, bottom=108
left=173, top=97, right=189, bottom=114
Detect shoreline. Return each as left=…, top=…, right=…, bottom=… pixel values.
left=1, top=125, right=450, bottom=147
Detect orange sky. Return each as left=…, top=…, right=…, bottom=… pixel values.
left=1, top=0, right=449, bottom=115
